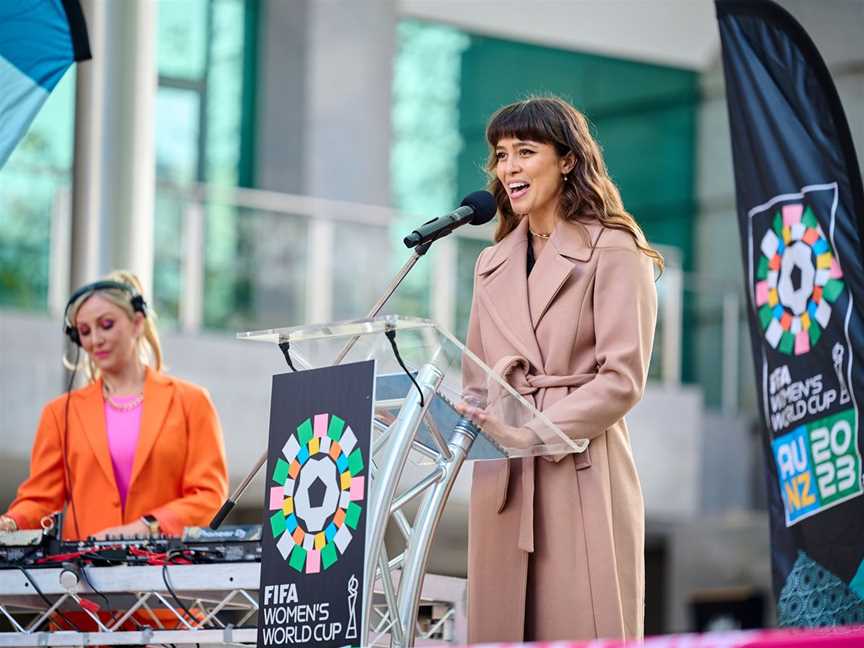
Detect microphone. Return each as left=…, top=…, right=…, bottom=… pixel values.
left=403, top=190, right=497, bottom=249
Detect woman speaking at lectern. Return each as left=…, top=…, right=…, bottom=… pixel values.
left=0, top=271, right=228, bottom=540
left=459, top=97, right=662, bottom=642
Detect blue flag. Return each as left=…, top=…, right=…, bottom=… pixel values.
left=0, top=0, right=90, bottom=167
left=717, top=0, right=864, bottom=627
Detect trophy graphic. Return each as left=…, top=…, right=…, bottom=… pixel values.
left=833, top=343, right=851, bottom=405
left=346, top=574, right=359, bottom=639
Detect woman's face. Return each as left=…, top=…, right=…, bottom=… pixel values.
left=494, top=137, right=571, bottom=218
left=74, top=294, right=142, bottom=375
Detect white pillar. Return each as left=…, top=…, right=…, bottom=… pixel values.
left=662, top=266, right=683, bottom=387
left=70, top=0, right=157, bottom=296
left=70, top=0, right=106, bottom=291
left=430, top=237, right=456, bottom=332
left=180, top=201, right=205, bottom=332
left=49, top=189, right=72, bottom=318
left=304, top=0, right=396, bottom=205
left=102, top=0, right=157, bottom=296
left=306, top=218, right=334, bottom=323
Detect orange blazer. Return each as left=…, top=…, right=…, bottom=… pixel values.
left=6, top=367, right=228, bottom=539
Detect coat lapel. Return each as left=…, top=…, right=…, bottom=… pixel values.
left=74, top=380, right=116, bottom=488
left=130, top=368, right=174, bottom=488
left=528, top=219, right=600, bottom=330
left=478, top=217, right=544, bottom=370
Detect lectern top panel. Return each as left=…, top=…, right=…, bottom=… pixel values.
left=236, top=315, right=589, bottom=458
left=237, top=315, right=433, bottom=344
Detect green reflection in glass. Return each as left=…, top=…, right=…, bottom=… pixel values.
left=153, top=0, right=250, bottom=330
left=0, top=70, right=75, bottom=310
left=202, top=0, right=246, bottom=330
left=155, top=88, right=200, bottom=184
left=207, top=0, right=244, bottom=187
left=390, top=20, right=469, bottom=319
left=158, top=0, right=208, bottom=80
left=204, top=209, right=307, bottom=330
left=454, top=237, right=488, bottom=341
left=154, top=87, right=199, bottom=322
left=152, top=190, right=185, bottom=325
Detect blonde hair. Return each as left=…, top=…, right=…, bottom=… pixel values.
left=485, top=96, right=664, bottom=271
left=64, top=270, right=163, bottom=381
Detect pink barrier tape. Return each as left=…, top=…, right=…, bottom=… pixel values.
left=466, top=626, right=864, bottom=648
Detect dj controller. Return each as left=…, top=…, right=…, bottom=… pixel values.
left=0, top=525, right=264, bottom=647
left=0, top=524, right=262, bottom=569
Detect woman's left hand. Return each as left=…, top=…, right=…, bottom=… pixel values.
left=456, top=402, right=538, bottom=450
left=93, top=520, right=151, bottom=540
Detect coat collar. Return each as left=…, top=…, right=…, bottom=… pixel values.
left=477, top=216, right=599, bottom=276
left=528, top=219, right=602, bottom=329
left=73, top=367, right=175, bottom=494
left=476, top=217, right=541, bottom=368
left=477, top=218, right=602, bottom=366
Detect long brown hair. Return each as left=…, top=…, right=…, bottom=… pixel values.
left=485, top=96, right=664, bottom=271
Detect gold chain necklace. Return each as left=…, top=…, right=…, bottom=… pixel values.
left=529, top=229, right=551, bottom=239
left=106, top=393, right=144, bottom=411
left=103, top=384, right=144, bottom=411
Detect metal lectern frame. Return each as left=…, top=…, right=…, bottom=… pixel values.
left=238, top=315, right=587, bottom=647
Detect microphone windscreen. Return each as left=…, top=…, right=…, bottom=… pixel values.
left=460, top=190, right=497, bottom=225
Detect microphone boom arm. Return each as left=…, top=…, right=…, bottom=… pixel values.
left=211, top=191, right=493, bottom=528
left=211, top=242, right=432, bottom=528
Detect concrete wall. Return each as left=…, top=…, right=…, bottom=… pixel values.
left=659, top=512, right=773, bottom=632
left=630, top=386, right=704, bottom=517
left=255, top=0, right=396, bottom=205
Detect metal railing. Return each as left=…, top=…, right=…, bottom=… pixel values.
left=22, top=180, right=751, bottom=409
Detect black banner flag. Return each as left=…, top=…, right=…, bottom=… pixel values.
left=258, top=360, right=374, bottom=647
left=716, top=0, right=864, bottom=626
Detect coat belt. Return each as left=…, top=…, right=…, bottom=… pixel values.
left=488, top=355, right=595, bottom=553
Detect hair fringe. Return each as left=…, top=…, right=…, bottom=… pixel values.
left=484, top=95, right=664, bottom=273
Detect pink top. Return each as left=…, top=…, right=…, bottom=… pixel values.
left=104, top=396, right=143, bottom=509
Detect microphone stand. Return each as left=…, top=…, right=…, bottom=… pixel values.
left=210, top=241, right=432, bottom=529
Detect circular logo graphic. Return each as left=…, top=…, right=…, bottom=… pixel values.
left=754, top=202, right=844, bottom=355
left=268, top=413, right=365, bottom=573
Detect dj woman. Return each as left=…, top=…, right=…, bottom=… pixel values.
left=0, top=271, right=228, bottom=539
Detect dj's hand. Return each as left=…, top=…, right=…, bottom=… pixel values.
left=0, top=515, right=17, bottom=533
left=93, top=520, right=151, bottom=540
left=455, top=402, right=537, bottom=450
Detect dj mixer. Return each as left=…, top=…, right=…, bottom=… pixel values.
left=0, top=524, right=262, bottom=569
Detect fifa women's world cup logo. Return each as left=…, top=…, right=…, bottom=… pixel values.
left=754, top=202, right=845, bottom=355
left=268, top=413, right=365, bottom=573
left=752, top=190, right=863, bottom=527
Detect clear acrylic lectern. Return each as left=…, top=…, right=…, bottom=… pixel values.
left=238, top=315, right=587, bottom=647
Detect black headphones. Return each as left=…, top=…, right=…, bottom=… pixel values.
left=63, top=280, right=148, bottom=346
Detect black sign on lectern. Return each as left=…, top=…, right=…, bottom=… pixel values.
left=257, top=360, right=374, bottom=648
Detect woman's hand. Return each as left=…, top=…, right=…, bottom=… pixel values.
left=456, top=402, right=538, bottom=450
left=0, top=515, right=17, bottom=533
left=93, top=520, right=151, bottom=540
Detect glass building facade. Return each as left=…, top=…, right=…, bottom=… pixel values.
left=0, top=5, right=709, bottom=397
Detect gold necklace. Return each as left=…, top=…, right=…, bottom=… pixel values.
left=106, top=393, right=144, bottom=411
left=103, top=384, right=144, bottom=411
left=529, top=228, right=551, bottom=239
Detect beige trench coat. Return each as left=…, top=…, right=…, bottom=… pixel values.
left=463, top=216, right=657, bottom=643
